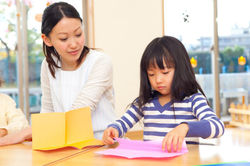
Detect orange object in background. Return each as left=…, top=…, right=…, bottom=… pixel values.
left=190, top=57, right=197, bottom=68
left=238, top=56, right=246, bottom=66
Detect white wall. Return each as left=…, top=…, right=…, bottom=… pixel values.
left=92, top=0, right=164, bottom=130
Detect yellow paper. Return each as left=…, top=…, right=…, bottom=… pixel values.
left=31, top=107, right=103, bottom=150
left=32, top=112, right=65, bottom=150
left=66, top=108, right=94, bottom=144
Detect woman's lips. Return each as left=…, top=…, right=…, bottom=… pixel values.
left=69, top=50, right=79, bottom=55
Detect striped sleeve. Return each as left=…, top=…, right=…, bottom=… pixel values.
left=108, top=104, right=143, bottom=137
left=186, top=93, right=225, bottom=139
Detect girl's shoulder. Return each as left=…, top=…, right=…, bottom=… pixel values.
left=184, top=92, right=206, bottom=102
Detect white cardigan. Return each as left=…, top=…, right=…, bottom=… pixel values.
left=0, top=93, right=29, bottom=134
left=40, top=49, right=116, bottom=139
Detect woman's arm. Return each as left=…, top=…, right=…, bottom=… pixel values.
left=40, top=59, right=54, bottom=113
left=71, top=54, right=113, bottom=111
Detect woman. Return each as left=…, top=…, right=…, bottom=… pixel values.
left=0, top=2, right=116, bottom=146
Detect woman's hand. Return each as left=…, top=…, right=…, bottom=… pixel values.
left=162, top=123, right=189, bottom=152
left=0, top=128, right=8, bottom=137
left=0, top=126, right=32, bottom=146
left=102, top=127, right=119, bottom=145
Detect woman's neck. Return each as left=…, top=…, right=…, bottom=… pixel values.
left=61, top=56, right=86, bottom=71
left=61, top=62, right=78, bottom=71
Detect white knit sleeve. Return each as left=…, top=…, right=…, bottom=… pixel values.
left=71, top=53, right=113, bottom=111
left=1, top=94, right=29, bottom=134
left=40, top=59, right=54, bottom=113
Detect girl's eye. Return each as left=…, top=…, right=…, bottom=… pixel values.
left=163, top=71, right=169, bottom=74
left=148, top=73, right=154, bottom=77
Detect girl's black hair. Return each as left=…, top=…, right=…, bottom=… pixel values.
left=135, top=36, right=207, bottom=109
left=41, top=2, right=89, bottom=78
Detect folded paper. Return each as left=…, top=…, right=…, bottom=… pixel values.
left=96, top=138, right=188, bottom=158
left=31, top=107, right=103, bottom=150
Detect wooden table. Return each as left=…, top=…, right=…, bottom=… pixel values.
left=0, top=127, right=250, bottom=166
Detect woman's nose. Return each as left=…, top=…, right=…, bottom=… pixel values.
left=69, top=38, right=77, bottom=48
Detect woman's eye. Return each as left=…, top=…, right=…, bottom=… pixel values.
left=60, top=38, right=67, bottom=41
left=163, top=72, right=169, bottom=74
left=76, top=33, right=82, bottom=37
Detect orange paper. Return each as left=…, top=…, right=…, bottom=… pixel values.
left=31, top=107, right=103, bottom=150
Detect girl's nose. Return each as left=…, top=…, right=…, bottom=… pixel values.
left=155, top=74, right=162, bottom=83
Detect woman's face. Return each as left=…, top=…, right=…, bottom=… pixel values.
left=44, top=17, right=85, bottom=70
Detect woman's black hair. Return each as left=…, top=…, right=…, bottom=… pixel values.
left=41, top=2, right=89, bottom=78
left=135, top=36, right=207, bottom=110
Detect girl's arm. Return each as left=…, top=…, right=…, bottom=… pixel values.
left=108, top=104, right=144, bottom=137
left=187, top=93, right=225, bottom=138
left=71, top=54, right=113, bottom=111
left=40, top=59, right=54, bottom=113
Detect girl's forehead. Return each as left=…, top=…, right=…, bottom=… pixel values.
left=147, top=57, right=174, bottom=69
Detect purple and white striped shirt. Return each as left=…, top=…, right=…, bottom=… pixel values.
left=108, top=93, right=224, bottom=143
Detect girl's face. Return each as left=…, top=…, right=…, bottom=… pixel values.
left=147, top=61, right=175, bottom=99
left=42, top=17, right=85, bottom=70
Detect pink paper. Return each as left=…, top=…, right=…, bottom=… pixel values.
left=96, top=138, right=188, bottom=159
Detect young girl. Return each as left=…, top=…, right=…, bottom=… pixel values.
left=102, top=36, right=225, bottom=152
left=0, top=2, right=116, bottom=146
left=0, top=78, right=29, bottom=138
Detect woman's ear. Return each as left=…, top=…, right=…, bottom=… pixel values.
left=41, top=34, right=53, bottom=47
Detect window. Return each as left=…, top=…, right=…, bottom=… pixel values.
left=164, top=0, right=250, bottom=119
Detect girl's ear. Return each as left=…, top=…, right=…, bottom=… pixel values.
left=41, top=34, right=53, bottom=47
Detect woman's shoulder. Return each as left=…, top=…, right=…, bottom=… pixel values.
left=41, top=58, right=48, bottom=70
left=85, top=49, right=113, bottom=71
left=88, top=49, right=112, bottom=62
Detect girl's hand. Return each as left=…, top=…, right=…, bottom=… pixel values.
left=162, top=123, right=189, bottom=152
left=0, top=128, right=8, bottom=137
left=102, top=127, right=119, bottom=145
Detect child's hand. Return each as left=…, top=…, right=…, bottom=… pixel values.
left=0, top=128, right=8, bottom=137
left=102, top=127, right=119, bottom=145
left=0, top=127, right=32, bottom=146
left=162, top=123, right=189, bottom=152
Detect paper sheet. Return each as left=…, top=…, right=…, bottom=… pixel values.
left=96, top=138, right=188, bottom=159
left=31, top=107, right=103, bottom=150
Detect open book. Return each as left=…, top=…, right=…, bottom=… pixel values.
left=31, top=107, right=103, bottom=150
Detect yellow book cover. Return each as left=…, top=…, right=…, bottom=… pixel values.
left=31, top=107, right=103, bottom=150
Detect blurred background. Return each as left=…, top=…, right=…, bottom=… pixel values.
left=0, top=0, right=249, bottom=127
